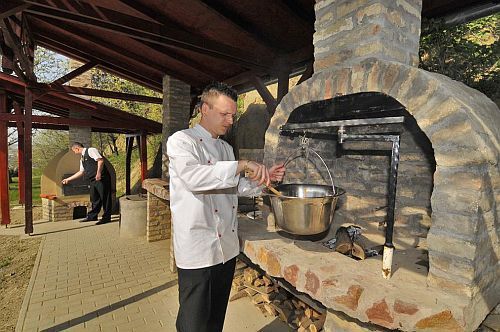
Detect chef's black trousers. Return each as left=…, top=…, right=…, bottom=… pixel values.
left=176, top=257, right=236, bottom=332
left=87, top=177, right=112, bottom=220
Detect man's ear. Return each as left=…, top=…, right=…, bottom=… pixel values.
left=200, top=102, right=210, bottom=117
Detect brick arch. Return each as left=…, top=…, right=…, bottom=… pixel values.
left=264, top=58, right=499, bottom=296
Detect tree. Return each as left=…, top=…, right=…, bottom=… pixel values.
left=419, top=14, right=499, bottom=104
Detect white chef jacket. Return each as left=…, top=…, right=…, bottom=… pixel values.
left=167, top=124, right=261, bottom=269
left=79, top=148, right=103, bottom=172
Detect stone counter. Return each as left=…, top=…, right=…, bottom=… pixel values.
left=142, top=178, right=171, bottom=242
left=238, top=217, right=472, bottom=331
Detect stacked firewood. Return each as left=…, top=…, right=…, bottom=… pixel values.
left=231, top=261, right=326, bottom=331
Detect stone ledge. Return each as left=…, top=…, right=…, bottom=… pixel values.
left=142, top=178, right=169, bottom=200
left=238, top=217, right=476, bottom=331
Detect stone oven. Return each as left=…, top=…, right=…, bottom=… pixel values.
left=239, top=0, right=499, bottom=331
left=40, top=149, right=116, bottom=222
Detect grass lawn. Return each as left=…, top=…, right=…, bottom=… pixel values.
left=9, top=168, right=42, bottom=206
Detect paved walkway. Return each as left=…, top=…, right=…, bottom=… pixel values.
left=4, top=218, right=290, bottom=332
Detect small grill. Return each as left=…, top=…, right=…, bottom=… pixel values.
left=62, top=174, right=90, bottom=196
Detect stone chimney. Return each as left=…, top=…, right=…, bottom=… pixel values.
left=314, top=0, right=422, bottom=72
left=68, top=59, right=92, bottom=147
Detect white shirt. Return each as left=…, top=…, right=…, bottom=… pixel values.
left=79, top=147, right=103, bottom=172
left=167, top=125, right=261, bottom=269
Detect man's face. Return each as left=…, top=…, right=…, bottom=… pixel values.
left=200, top=94, right=237, bottom=138
left=71, top=146, right=82, bottom=154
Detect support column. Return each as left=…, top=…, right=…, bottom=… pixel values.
left=139, top=133, right=147, bottom=183
left=0, top=90, right=10, bottom=225
left=24, top=87, right=33, bottom=234
left=14, top=102, right=24, bottom=205
left=125, top=135, right=134, bottom=196
left=161, top=75, right=191, bottom=179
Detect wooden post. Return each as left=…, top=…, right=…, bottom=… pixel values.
left=24, top=87, right=33, bottom=234
left=139, top=133, right=147, bottom=183
left=0, top=90, right=10, bottom=225
left=277, top=69, right=290, bottom=103
left=14, top=102, right=24, bottom=205
left=125, top=135, right=134, bottom=195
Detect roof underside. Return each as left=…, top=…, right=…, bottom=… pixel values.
left=2, top=0, right=493, bottom=95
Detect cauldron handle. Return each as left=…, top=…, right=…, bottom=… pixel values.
left=282, top=146, right=336, bottom=195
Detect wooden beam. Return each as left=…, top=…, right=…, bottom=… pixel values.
left=23, top=86, right=33, bottom=234
left=51, top=61, right=97, bottom=86
left=25, top=2, right=272, bottom=70
left=13, top=101, right=24, bottom=204
left=125, top=135, right=134, bottom=195
left=139, top=133, right=147, bottom=184
left=250, top=74, right=277, bottom=113
left=35, top=33, right=164, bottom=91
left=0, top=1, right=30, bottom=20
left=0, top=113, right=155, bottom=132
left=121, top=0, right=277, bottom=54
left=277, top=69, right=290, bottom=103
left=0, top=90, right=10, bottom=225
left=1, top=18, right=36, bottom=81
left=42, top=85, right=163, bottom=104
left=297, top=61, right=314, bottom=85
left=0, top=72, right=163, bottom=133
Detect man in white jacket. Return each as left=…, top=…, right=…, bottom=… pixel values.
left=167, top=82, right=285, bottom=332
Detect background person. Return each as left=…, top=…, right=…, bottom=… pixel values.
left=62, top=142, right=112, bottom=224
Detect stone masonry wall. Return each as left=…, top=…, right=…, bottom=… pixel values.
left=314, top=0, right=422, bottom=71
left=161, top=75, right=191, bottom=179
left=263, top=58, right=500, bottom=329
left=279, top=117, right=434, bottom=238
left=146, top=192, right=171, bottom=242
left=42, top=198, right=91, bottom=222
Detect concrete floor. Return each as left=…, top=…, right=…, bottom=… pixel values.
left=3, top=218, right=290, bottom=332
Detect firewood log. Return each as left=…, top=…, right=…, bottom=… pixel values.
left=254, top=278, right=265, bottom=287
left=262, top=275, right=273, bottom=286
left=352, top=235, right=370, bottom=260
left=229, top=290, right=247, bottom=302
left=334, top=226, right=353, bottom=254
left=263, top=303, right=277, bottom=316
left=244, top=268, right=260, bottom=284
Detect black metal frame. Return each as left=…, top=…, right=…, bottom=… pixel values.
left=279, top=116, right=403, bottom=252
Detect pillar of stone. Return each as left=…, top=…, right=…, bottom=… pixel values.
left=68, top=59, right=92, bottom=147
left=314, top=0, right=422, bottom=71
left=161, top=75, right=191, bottom=179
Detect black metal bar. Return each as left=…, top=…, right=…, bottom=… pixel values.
left=280, top=116, right=404, bottom=131
left=125, top=135, right=134, bottom=196
left=385, top=137, right=400, bottom=247
left=279, top=125, right=402, bottom=253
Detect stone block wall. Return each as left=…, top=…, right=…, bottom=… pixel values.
left=42, top=198, right=91, bottom=222
left=161, top=76, right=191, bottom=179
left=314, top=0, right=422, bottom=71
left=263, top=57, right=499, bottom=329
left=278, top=117, right=434, bottom=238
left=146, top=192, right=171, bottom=242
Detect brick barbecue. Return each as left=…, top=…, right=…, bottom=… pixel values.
left=238, top=0, right=499, bottom=331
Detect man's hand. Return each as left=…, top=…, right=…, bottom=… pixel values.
left=62, top=178, right=70, bottom=185
left=269, top=163, right=286, bottom=182
left=245, top=161, right=270, bottom=186
left=95, top=172, right=101, bottom=181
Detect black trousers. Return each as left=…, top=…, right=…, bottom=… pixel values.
left=176, top=257, right=236, bottom=332
left=87, top=177, right=112, bottom=220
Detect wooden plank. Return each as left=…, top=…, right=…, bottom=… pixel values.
left=24, top=87, right=33, bottom=234
left=51, top=61, right=96, bottom=86
left=139, top=134, right=147, bottom=183
left=277, top=69, right=290, bottom=104
left=250, top=74, right=277, bottom=113
left=0, top=90, right=10, bottom=225
left=0, top=18, right=36, bottom=81
left=0, top=1, right=30, bottom=20
left=25, top=2, right=272, bottom=70
left=125, top=135, right=134, bottom=196
left=47, top=85, right=163, bottom=104
left=13, top=102, right=24, bottom=204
